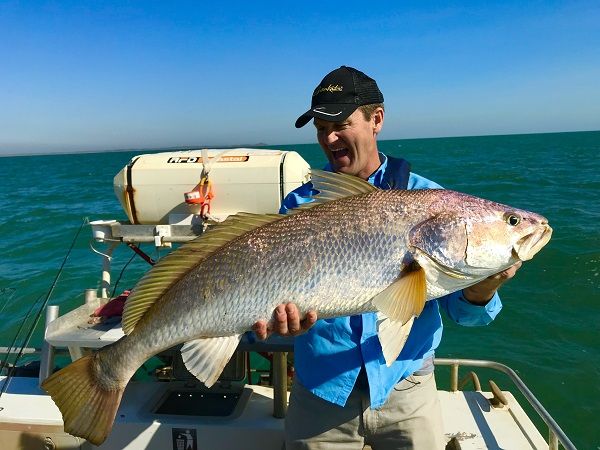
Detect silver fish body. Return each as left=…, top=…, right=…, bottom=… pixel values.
left=42, top=171, right=552, bottom=445
left=133, top=188, right=550, bottom=340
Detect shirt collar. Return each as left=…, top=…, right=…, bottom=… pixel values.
left=323, top=153, right=388, bottom=188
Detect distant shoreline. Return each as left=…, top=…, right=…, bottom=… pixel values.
left=1, top=129, right=598, bottom=158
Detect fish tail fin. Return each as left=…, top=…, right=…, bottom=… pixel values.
left=41, top=355, right=125, bottom=446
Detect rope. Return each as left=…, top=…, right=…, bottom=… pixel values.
left=193, top=149, right=233, bottom=220
left=110, top=251, right=137, bottom=298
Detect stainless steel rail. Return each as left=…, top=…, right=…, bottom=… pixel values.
left=39, top=305, right=59, bottom=384
left=435, top=358, right=576, bottom=450
left=1, top=341, right=576, bottom=449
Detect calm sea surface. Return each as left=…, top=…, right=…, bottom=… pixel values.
left=1, top=131, right=598, bottom=448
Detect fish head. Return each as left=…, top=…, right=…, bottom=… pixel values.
left=409, top=193, right=552, bottom=278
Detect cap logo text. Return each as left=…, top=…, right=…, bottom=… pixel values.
left=313, top=84, right=343, bottom=96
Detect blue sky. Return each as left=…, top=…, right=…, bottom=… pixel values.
left=1, top=1, right=599, bottom=154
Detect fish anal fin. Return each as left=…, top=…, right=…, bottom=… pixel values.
left=372, top=266, right=427, bottom=323
left=181, top=335, right=242, bottom=387
left=377, top=316, right=415, bottom=366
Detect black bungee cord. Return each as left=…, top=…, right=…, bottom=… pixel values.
left=0, top=218, right=86, bottom=399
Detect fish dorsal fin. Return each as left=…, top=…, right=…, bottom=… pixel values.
left=121, top=213, right=283, bottom=335
left=291, top=169, right=378, bottom=212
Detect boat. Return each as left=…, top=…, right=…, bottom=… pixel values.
left=0, top=149, right=576, bottom=450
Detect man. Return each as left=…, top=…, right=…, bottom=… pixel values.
left=253, top=66, right=521, bottom=449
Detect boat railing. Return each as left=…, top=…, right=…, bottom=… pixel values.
left=237, top=343, right=577, bottom=449
left=434, top=358, right=576, bottom=450
left=1, top=335, right=575, bottom=449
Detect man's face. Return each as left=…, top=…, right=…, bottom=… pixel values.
left=314, top=107, right=383, bottom=180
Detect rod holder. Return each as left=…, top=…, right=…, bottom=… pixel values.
left=450, top=362, right=459, bottom=392
left=38, top=305, right=59, bottom=386
left=84, top=288, right=97, bottom=304
left=272, top=352, right=288, bottom=418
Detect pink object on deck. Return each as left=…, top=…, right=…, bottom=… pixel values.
left=92, top=290, right=131, bottom=318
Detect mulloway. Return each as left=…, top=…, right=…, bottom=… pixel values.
left=42, top=170, right=552, bottom=445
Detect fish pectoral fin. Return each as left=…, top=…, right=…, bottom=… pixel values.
left=372, top=266, right=427, bottom=323
left=181, top=334, right=242, bottom=387
left=377, top=316, right=415, bottom=366
left=372, top=267, right=426, bottom=367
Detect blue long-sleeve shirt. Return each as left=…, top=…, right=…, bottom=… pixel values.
left=281, top=154, right=503, bottom=408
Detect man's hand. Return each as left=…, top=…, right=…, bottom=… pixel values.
left=252, top=303, right=317, bottom=340
left=463, top=261, right=523, bottom=305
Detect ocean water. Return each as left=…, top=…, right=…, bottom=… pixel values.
left=1, top=131, right=598, bottom=448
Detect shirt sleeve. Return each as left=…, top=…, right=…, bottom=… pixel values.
left=279, top=182, right=317, bottom=214
left=438, top=291, right=503, bottom=326
left=408, top=172, right=444, bottom=190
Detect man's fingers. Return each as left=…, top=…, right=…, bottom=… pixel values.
left=504, top=260, right=523, bottom=278
left=301, top=310, right=318, bottom=331
left=285, top=303, right=302, bottom=334
left=272, top=304, right=289, bottom=336
left=254, top=304, right=318, bottom=339
left=488, top=261, right=523, bottom=281
left=252, top=320, right=268, bottom=341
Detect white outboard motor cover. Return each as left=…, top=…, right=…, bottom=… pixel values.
left=113, top=149, right=310, bottom=224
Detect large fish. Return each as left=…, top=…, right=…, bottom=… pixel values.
left=42, top=170, right=552, bottom=445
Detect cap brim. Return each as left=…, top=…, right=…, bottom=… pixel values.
left=294, top=104, right=358, bottom=128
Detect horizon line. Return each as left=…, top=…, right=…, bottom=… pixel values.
left=1, top=128, right=598, bottom=158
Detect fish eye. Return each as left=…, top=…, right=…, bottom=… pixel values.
left=505, top=214, right=521, bottom=226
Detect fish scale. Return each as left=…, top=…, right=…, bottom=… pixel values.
left=41, top=171, right=552, bottom=445
left=111, top=187, right=546, bottom=350
left=195, top=195, right=401, bottom=325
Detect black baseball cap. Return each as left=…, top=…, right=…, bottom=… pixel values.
left=295, top=66, right=384, bottom=128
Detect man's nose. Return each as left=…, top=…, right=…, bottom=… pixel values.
left=322, top=130, right=338, bottom=145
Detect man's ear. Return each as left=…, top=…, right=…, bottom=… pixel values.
left=373, top=107, right=384, bottom=133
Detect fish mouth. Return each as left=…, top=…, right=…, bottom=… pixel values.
left=514, top=224, right=553, bottom=261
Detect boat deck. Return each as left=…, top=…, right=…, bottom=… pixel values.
left=439, top=390, right=547, bottom=449
left=1, top=373, right=548, bottom=449
left=0, top=296, right=561, bottom=449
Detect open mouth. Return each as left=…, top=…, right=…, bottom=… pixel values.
left=331, top=148, right=349, bottom=160
left=514, top=225, right=553, bottom=261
